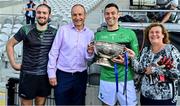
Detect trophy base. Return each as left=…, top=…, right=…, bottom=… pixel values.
left=94, top=58, right=114, bottom=68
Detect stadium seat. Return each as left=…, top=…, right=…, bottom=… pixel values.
left=3, top=23, right=13, bottom=29
left=1, top=27, right=12, bottom=35
left=0, top=33, right=9, bottom=42
left=47, top=0, right=102, bottom=27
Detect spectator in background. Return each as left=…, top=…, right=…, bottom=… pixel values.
left=147, top=0, right=179, bottom=23
left=6, top=4, right=57, bottom=106
left=42, top=0, right=47, bottom=4
left=25, top=0, right=36, bottom=24
left=161, top=0, right=179, bottom=23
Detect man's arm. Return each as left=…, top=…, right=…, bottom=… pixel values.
left=161, top=1, right=178, bottom=23
left=6, top=37, right=21, bottom=71
left=47, top=28, right=62, bottom=78
left=24, top=3, right=36, bottom=11
left=25, top=5, right=32, bottom=11
left=47, top=27, right=63, bottom=86
left=161, top=12, right=172, bottom=23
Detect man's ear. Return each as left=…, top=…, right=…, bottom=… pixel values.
left=48, top=14, right=52, bottom=23
left=118, top=12, right=122, bottom=18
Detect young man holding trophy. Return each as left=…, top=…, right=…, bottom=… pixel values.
left=94, top=3, right=139, bottom=106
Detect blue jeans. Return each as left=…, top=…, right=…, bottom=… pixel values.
left=54, top=69, right=87, bottom=105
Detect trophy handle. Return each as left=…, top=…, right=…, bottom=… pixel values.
left=98, top=52, right=111, bottom=59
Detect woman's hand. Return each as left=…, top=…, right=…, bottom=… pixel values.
left=157, top=56, right=174, bottom=69
left=125, top=47, right=135, bottom=59
left=144, top=66, right=153, bottom=75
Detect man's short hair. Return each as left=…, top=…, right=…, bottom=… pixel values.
left=36, top=4, right=51, bottom=14
left=71, top=4, right=86, bottom=14
left=104, top=3, right=119, bottom=11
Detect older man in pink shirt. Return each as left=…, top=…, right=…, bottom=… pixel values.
left=47, top=4, right=94, bottom=105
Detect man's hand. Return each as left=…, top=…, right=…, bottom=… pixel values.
left=12, top=63, right=21, bottom=71
left=49, top=78, right=57, bottom=86
left=112, top=55, right=124, bottom=64
left=87, top=42, right=94, bottom=55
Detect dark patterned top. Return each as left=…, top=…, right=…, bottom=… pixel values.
left=132, top=44, right=180, bottom=102
left=14, top=24, right=57, bottom=75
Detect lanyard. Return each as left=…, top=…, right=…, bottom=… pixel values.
left=114, top=63, right=118, bottom=92
left=114, top=52, right=128, bottom=105
left=123, top=51, right=128, bottom=105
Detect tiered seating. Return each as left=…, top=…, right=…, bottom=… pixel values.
left=0, top=33, right=8, bottom=42
left=0, top=15, right=24, bottom=63
left=47, top=0, right=102, bottom=28
left=0, top=31, right=8, bottom=65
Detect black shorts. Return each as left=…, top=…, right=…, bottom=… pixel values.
left=19, top=72, right=51, bottom=100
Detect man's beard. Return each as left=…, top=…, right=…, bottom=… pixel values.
left=37, top=20, right=48, bottom=26
left=38, top=22, right=47, bottom=26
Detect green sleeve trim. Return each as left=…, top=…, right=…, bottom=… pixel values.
left=22, top=25, right=31, bottom=35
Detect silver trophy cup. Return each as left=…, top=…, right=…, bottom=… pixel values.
left=94, top=41, right=125, bottom=68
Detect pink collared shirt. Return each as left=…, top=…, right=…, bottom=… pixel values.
left=47, top=23, right=94, bottom=78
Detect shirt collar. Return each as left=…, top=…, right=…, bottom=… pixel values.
left=70, top=23, right=87, bottom=31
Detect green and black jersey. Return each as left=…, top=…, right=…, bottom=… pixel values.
left=95, top=26, right=139, bottom=82
left=14, top=24, right=57, bottom=75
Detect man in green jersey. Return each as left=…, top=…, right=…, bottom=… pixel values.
left=95, top=3, right=139, bottom=106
